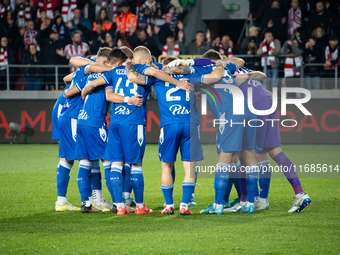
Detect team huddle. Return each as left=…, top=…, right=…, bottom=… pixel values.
left=52, top=45, right=311, bottom=216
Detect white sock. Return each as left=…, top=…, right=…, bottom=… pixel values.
left=85, top=200, right=91, bottom=207
left=296, top=192, right=304, bottom=199
left=57, top=196, right=67, bottom=205
left=93, top=190, right=103, bottom=201
left=259, top=197, right=268, bottom=204
left=214, top=203, right=223, bottom=209
left=180, top=203, right=188, bottom=210
left=136, top=203, right=144, bottom=209
left=88, top=196, right=94, bottom=204
left=166, top=204, right=174, bottom=209
left=123, top=192, right=131, bottom=199
left=246, top=201, right=254, bottom=206
left=240, top=201, right=246, bottom=206
left=117, top=202, right=125, bottom=209
left=255, top=196, right=259, bottom=202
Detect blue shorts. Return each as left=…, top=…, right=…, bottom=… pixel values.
left=52, top=103, right=63, bottom=140
left=58, top=116, right=77, bottom=160
left=104, top=124, right=145, bottom=164
left=216, top=105, right=257, bottom=153
left=159, top=123, right=204, bottom=163
left=75, top=124, right=108, bottom=161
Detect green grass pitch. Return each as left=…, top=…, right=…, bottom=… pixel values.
left=0, top=144, right=339, bottom=254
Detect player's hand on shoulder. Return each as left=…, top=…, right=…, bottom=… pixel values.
left=129, top=95, right=143, bottom=107
left=215, top=60, right=226, bottom=68
left=177, top=78, right=194, bottom=92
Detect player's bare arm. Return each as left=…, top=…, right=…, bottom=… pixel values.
left=63, top=73, right=74, bottom=85
left=161, top=65, right=191, bottom=75
left=202, top=60, right=226, bottom=84
left=233, top=71, right=267, bottom=86
left=69, top=57, right=93, bottom=67
left=64, top=85, right=80, bottom=98
left=125, top=61, right=147, bottom=84
left=144, top=67, right=194, bottom=92
left=81, top=77, right=106, bottom=99
left=105, top=88, right=143, bottom=106
left=125, top=62, right=194, bottom=92
left=85, top=64, right=112, bottom=74
left=222, top=57, right=245, bottom=69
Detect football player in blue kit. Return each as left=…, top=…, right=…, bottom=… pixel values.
left=81, top=46, right=194, bottom=215
left=61, top=47, right=115, bottom=213
left=170, top=50, right=259, bottom=214
left=126, top=55, right=227, bottom=215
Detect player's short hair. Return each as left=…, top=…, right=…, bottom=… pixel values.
left=202, top=49, right=222, bottom=61
left=196, top=31, right=204, bottom=35
left=107, top=47, right=128, bottom=64
left=97, top=47, right=112, bottom=58
left=163, top=57, right=178, bottom=66
left=120, top=46, right=133, bottom=59
left=134, top=46, right=151, bottom=61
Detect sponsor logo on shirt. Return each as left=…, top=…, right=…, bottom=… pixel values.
left=169, top=104, right=190, bottom=116
left=78, top=110, right=89, bottom=120
left=115, top=105, right=131, bottom=115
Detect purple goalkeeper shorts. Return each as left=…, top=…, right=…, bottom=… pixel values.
left=253, top=96, right=281, bottom=152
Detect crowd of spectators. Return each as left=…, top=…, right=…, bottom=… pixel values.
left=0, top=0, right=339, bottom=90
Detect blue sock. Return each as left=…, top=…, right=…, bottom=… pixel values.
left=161, top=184, right=174, bottom=205
left=77, top=161, right=92, bottom=202
left=91, top=160, right=102, bottom=191
left=181, top=182, right=196, bottom=204
left=130, top=166, right=144, bottom=204
left=246, top=165, right=258, bottom=203
left=103, top=162, right=115, bottom=203
left=123, top=164, right=132, bottom=193
left=258, top=160, right=271, bottom=199
left=171, top=165, right=175, bottom=184
left=223, top=163, right=234, bottom=203
left=214, top=163, right=230, bottom=204
left=57, top=160, right=72, bottom=197
left=233, top=162, right=242, bottom=198
left=255, top=182, right=260, bottom=197
left=110, top=164, right=123, bottom=204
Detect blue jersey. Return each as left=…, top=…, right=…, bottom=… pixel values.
left=193, top=63, right=239, bottom=117
left=102, top=64, right=152, bottom=125
left=149, top=73, right=203, bottom=128
left=77, top=72, right=110, bottom=128
left=154, top=62, right=163, bottom=70
left=60, top=65, right=88, bottom=119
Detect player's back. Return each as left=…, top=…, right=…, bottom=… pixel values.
left=152, top=73, right=202, bottom=128
left=237, top=67, right=271, bottom=101
left=104, top=64, right=152, bottom=125
left=78, top=72, right=110, bottom=128
left=60, top=66, right=87, bottom=119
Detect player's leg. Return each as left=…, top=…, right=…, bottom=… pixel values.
left=179, top=123, right=203, bottom=215
left=268, top=146, right=311, bottom=212
left=179, top=161, right=196, bottom=215
left=56, top=116, right=80, bottom=211
left=122, top=124, right=152, bottom=214
left=161, top=161, right=175, bottom=215
left=122, top=163, right=136, bottom=207
left=255, top=152, right=271, bottom=210
left=159, top=124, right=181, bottom=215
left=75, top=125, right=93, bottom=213
left=91, top=160, right=102, bottom=202
left=103, top=160, right=115, bottom=205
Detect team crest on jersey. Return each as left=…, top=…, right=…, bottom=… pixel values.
left=249, top=79, right=261, bottom=87
left=99, top=127, right=107, bottom=142
left=169, top=104, right=190, bottom=116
